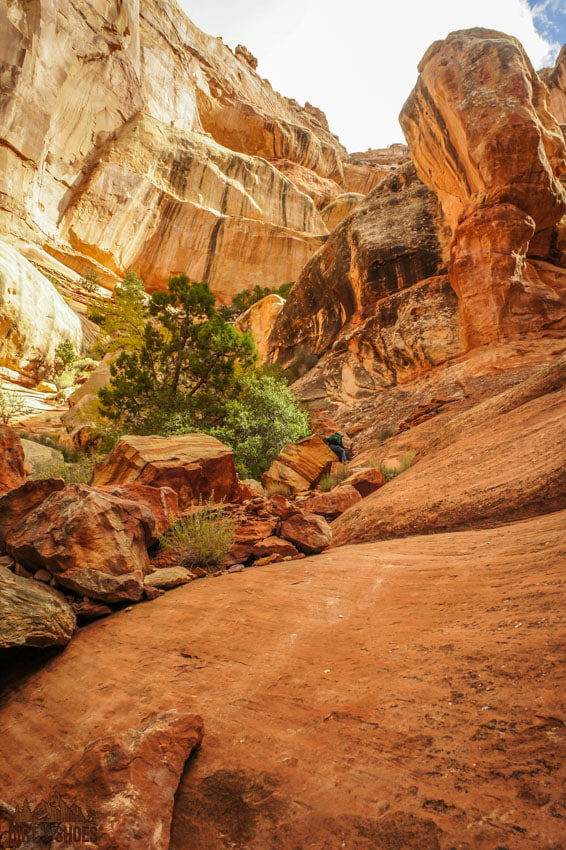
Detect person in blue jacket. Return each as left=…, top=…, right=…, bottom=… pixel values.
left=325, top=431, right=347, bottom=463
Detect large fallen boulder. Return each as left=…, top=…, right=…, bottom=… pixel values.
left=0, top=478, right=66, bottom=549
left=0, top=425, right=26, bottom=495
left=280, top=511, right=332, bottom=554
left=337, top=467, right=386, bottom=497
left=94, top=483, right=179, bottom=537
left=262, top=435, right=336, bottom=495
left=307, top=484, right=362, bottom=519
left=0, top=565, right=76, bottom=648
left=5, top=485, right=155, bottom=602
left=92, top=434, right=242, bottom=509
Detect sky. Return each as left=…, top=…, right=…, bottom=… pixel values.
left=180, top=0, right=566, bottom=153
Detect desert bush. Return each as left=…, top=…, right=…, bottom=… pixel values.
left=377, top=426, right=394, bottom=442
left=80, top=268, right=100, bottom=293
left=29, top=454, right=98, bottom=483
left=159, top=499, right=235, bottom=571
left=380, top=450, right=416, bottom=481
left=0, top=390, right=30, bottom=424
left=317, top=463, right=352, bottom=492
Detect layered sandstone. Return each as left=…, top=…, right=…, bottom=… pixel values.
left=400, top=28, right=566, bottom=348
left=267, top=163, right=457, bottom=400
left=0, top=0, right=367, bottom=303
left=234, top=294, right=286, bottom=362
left=540, top=44, right=566, bottom=125
left=0, top=564, right=76, bottom=648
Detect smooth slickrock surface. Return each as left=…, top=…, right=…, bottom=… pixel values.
left=400, top=28, right=566, bottom=348
left=91, top=434, right=241, bottom=509
left=0, top=565, right=76, bottom=648
left=0, top=513, right=564, bottom=847
left=0, top=425, right=26, bottom=496
left=5, top=484, right=154, bottom=602
left=332, top=356, right=566, bottom=546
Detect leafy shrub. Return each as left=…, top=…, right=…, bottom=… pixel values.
left=0, top=390, right=30, bottom=424
left=88, top=269, right=147, bottom=355
left=159, top=499, right=235, bottom=571
left=80, top=268, right=100, bottom=292
left=209, top=373, right=310, bottom=479
left=54, top=340, right=77, bottom=375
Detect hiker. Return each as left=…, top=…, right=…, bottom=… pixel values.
left=325, top=431, right=347, bottom=463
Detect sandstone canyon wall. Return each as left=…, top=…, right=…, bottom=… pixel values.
left=267, top=29, right=566, bottom=423
left=0, top=0, right=394, bottom=308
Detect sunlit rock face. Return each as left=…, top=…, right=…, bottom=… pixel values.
left=540, top=44, right=566, bottom=126
left=266, top=163, right=458, bottom=399
left=0, top=0, right=348, bottom=299
left=400, top=28, right=566, bottom=348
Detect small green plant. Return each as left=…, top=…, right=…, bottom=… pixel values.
left=318, top=463, right=352, bottom=492
left=159, top=499, right=235, bottom=571
left=30, top=453, right=101, bottom=484
left=0, top=390, right=30, bottom=424
left=380, top=450, right=416, bottom=481
left=54, top=340, right=77, bottom=374
left=80, top=268, right=100, bottom=293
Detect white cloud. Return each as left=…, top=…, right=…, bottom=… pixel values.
left=180, top=0, right=560, bottom=151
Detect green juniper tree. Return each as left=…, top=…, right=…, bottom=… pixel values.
left=98, top=275, right=257, bottom=434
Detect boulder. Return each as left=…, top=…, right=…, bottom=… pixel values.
left=144, top=567, right=195, bottom=589
left=70, top=599, right=113, bottom=621
left=280, top=512, right=332, bottom=554
left=0, top=478, right=66, bottom=546
left=95, top=483, right=179, bottom=537
left=21, top=438, right=65, bottom=475
left=337, top=467, right=386, bottom=497
left=5, top=485, right=155, bottom=602
left=251, top=536, right=299, bottom=559
left=234, top=518, right=278, bottom=544
left=0, top=425, right=26, bottom=495
left=55, top=711, right=204, bottom=850
left=262, top=435, right=337, bottom=495
left=0, top=564, right=76, bottom=648
left=307, top=485, right=362, bottom=519
left=266, top=493, right=296, bottom=520
left=91, top=434, right=242, bottom=509
left=234, top=295, right=285, bottom=362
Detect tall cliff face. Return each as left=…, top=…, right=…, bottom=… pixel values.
left=0, top=0, right=387, bottom=301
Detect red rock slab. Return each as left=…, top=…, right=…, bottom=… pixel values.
left=0, top=425, right=26, bottom=495
left=307, top=484, right=362, bottom=518
left=262, top=435, right=336, bottom=494
left=55, top=710, right=204, bottom=850
left=332, top=377, right=566, bottom=547
left=91, top=434, right=241, bottom=509
left=5, top=484, right=154, bottom=602
left=280, top=511, right=332, bottom=553
left=0, top=512, right=564, bottom=848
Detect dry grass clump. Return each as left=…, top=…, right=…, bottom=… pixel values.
left=263, top=481, right=293, bottom=498
left=318, top=463, right=352, bottom=492
left=159, top=499, right=235, bottom=572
